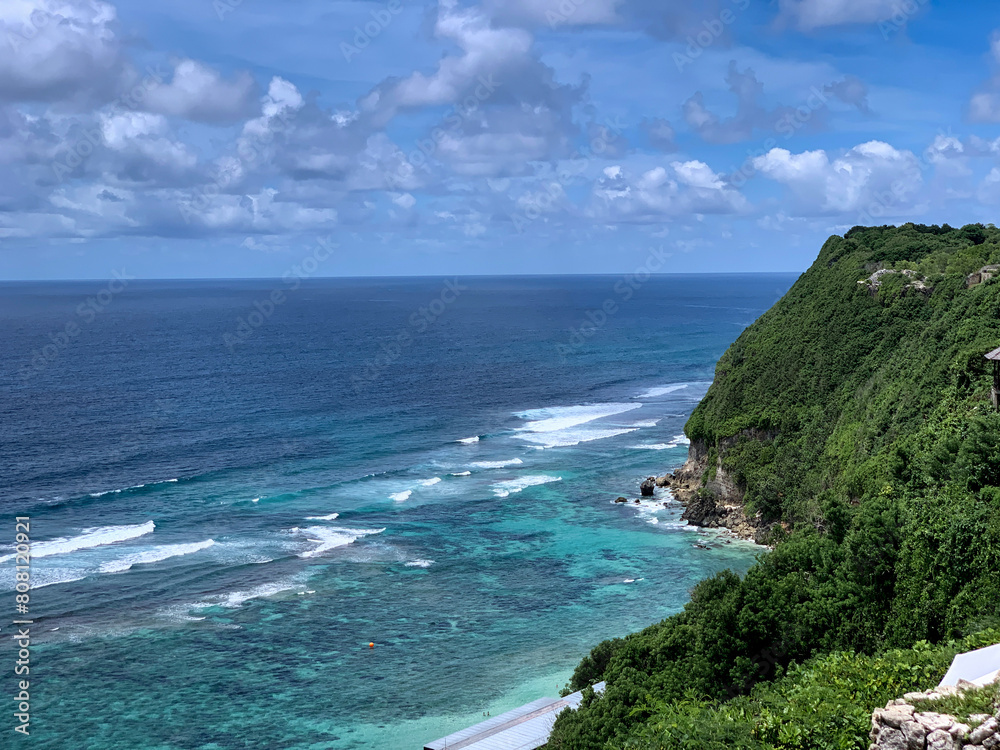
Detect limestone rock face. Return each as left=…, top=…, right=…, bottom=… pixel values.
left=901, top=720, right=926, bottom=750
left=916, top=713, right=954, bottom=733
left=878, top=727, right=907, bottom=750
left=925, top=729, right=956, bottom=750
left=970, top=718, right=1000, bottom=745
left=640, top=477, right=655, bottom=496
left=878, top=706, right=915, bottom=729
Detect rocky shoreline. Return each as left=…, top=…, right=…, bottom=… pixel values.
left=636, top=436, right=779, bottom=545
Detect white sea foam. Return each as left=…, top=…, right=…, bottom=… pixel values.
left=470, top=458, right=523, bottom=469
left=295, top=526, right=385, bottom=558
left=405, top=559, right=434, bottom=568
left=30, top=571, right=88, bottom=589
left=189, top=580, right=303, bottom=610
left=420, top=477, right=442, bottom=487
left=219, top=582, right=297, bottom=607
left=629, top=498, right=670, bottom=525
left=389, top=490, right=412, bottom=502
left=491, top=475, right=562, bottom=498
left=517, top=426, right=638, bottom=449
left=635, top=384, right=689, bottom=399
left=305, top=513, right=340, bottom=521
left=450, top=471, right=472, bottom=477
left=99, top=540, right=215, bottom=574
left=631, top=419, right=661, bottom=428
left=632, top=434, right=690, bottom=451
left=457, top=436, right=480, bottom=444
left=0, top=521, right=155, bottom=562
left=88, top=479, right=178, bottom=498
left=515, top=403, right=642, bottom=433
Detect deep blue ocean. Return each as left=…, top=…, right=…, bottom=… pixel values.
left=0, top=274, right=795, bottom=749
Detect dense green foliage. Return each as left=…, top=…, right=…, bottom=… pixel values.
left=550, top=224, right=1000, bottom=749
left=618, top=630, right=1000, bottom=750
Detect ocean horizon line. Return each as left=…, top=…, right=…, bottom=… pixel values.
left=0, top=270, right=803, bottom=284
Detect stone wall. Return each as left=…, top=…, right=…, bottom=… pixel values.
left=870, top=686, right=999, bottom=750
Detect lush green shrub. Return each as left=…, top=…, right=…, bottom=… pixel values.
left=620, top=631, right=1000, bottom=750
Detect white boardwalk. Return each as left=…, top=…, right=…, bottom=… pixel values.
left=423, top=682, right=605, bottom=750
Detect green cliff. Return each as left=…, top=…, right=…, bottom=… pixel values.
left=549, top=223, right=1000, bottom=749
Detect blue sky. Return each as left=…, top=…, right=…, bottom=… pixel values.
left=2, top=0, right=1000, bottom=279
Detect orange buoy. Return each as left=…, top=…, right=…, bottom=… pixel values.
left=369, top=642, right=375, bottom=649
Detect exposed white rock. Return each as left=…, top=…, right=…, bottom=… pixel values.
left=916, top=712, right=956, bottom=733
left=971, top=717, right=1000, bottom=745
left=926, top=728, right=956, bottom=750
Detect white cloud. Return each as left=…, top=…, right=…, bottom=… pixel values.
left=262, top=77, right=304, bottom=118
left=777, top=0, right=903, bottom=31
left=97, top=110, right=198, bottom=178
left=100, top=111, right=168, bottom=146
left=143, top=59, right=257, bottom=124
left=588, top=161, right=746, bottom=223
left=969, top=92, right=1000, bottom=123
left=391, top=192, right=416, bottom=209
left=978, top=168, right=1000, bottom=205
left=753, top=141, right=923, bottom=215
left=970, top=32, right=1000, bottom=123
left=361, top=0, right=531, bottom=120
left=924, top=135, right=970, bottom=178
left=672, top=160, right=726, bottom=190
left=682, top=62, right=827, bottom=144
left=0, top=0, right=124, bottom=104
left=640, top=118, right=676, bottom=152
left=433, top=105, right=574, bottom=177
left=357, top=0, right=582, bottom=143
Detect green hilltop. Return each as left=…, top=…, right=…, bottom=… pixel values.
left=549, top=223, right=1000, bottom=749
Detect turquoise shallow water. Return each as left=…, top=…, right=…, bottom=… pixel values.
left=0, top=275, right=795, bottom=749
